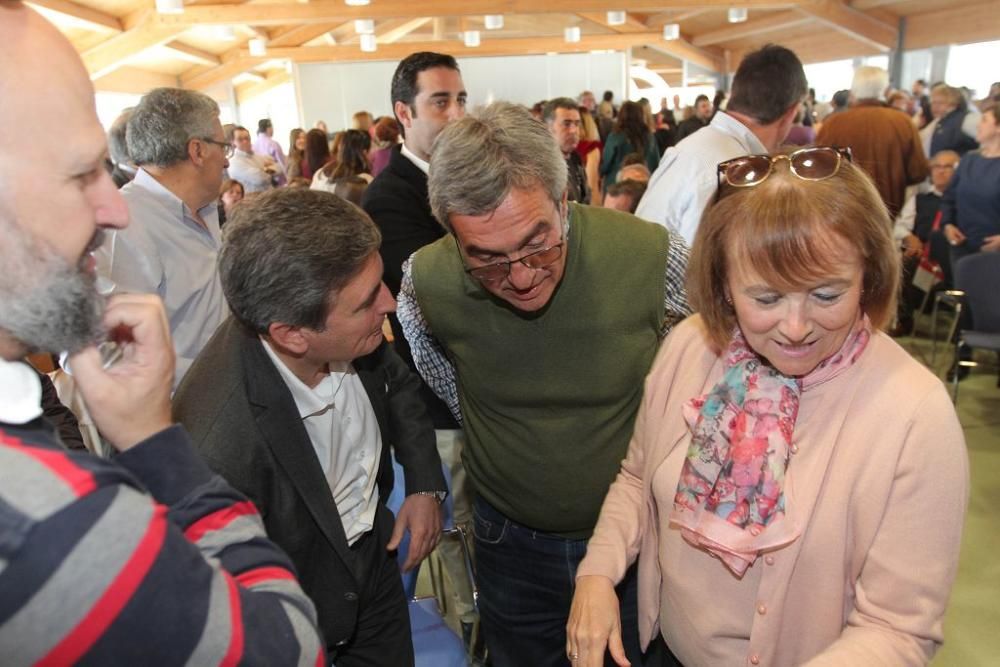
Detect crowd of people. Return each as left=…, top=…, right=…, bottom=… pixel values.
left=1, top=1, right=994, bottom=665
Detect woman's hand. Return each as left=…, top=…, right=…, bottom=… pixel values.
left=981, top=234, right=1000, bottom=252
left=566, top=575, right=631, bottom=667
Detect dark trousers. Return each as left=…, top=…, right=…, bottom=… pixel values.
left=329, top=505, right=414, bottom=667
left=472, top=497, right=648, bottom=667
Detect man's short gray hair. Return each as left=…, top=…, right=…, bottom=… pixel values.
left=126, top=88, right=220, bottom=167
left=429, top=102, right=567, bottom=232
left=219, top=188, right=381, bottom=334
left=851, top=66, right=889, bottom=102
left=107, top=108, right=133, bottom=166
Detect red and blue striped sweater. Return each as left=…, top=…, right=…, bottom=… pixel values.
left=0, top=420, right=325, bottom=666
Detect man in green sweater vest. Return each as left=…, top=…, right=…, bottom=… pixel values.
left=397, top=102, right=691, bottom=667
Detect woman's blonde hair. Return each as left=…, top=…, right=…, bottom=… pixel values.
left=688, top=156, right=899, bottom=350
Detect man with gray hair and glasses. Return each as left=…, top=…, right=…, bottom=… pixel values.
left=175, top=188, right=447, bottom=665
left=96, top=87, right=230, bottom=387
left=397, top=101, right=691, bottom=666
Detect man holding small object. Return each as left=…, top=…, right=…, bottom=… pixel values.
left=0, top=3, right=325, bottom=663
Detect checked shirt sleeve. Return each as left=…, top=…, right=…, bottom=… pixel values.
left=661, top=231, right=693, bottom=337
left=397, top=256, right=464, bottom=426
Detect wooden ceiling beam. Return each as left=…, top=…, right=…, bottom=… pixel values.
left=377, top=17, right=433, bottom=44
left=165, top=41, right=222, bottom=66
left=577, top=12, right=649, bottom=33
left=269, top=23, right=344, bottom=48
left=92, top=66, right=179, bottom=94
left=796, top=0, right=896, bottom=51
left=82, top=11, right=186, bottom=79
left=692, top=10, right=811, bottom=46
left=182, top=31, right=727, bottom=91
left=26, top=0, right=122, bottom=32
left=850, top=0, right=910, bottom=9
left=904, top=1, right=1000, bottom=51
left=157, top=0, right=792, bottom=27
left=236, top=71, right=292, bottom=104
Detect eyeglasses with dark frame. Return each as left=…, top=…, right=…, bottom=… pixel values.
left=716, top=146, right=853, bottom=194
left=198, top=137, right=235, bottom=159
left=460, top=222, right=568, bottom=284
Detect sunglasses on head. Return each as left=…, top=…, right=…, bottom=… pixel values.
left=717, top=146, right=853, bottom=194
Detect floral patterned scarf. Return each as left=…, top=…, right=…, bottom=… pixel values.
left=669, top=314, right=872, bottom=576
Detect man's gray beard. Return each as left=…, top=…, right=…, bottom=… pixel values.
left=0, top=224, right=106, bottom=355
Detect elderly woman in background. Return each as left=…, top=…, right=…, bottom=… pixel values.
left=567, top=147, right=968, bottom=667
left=923, top=84, right=979, bottom=157
left=940, top=99, right=1000, bottom=381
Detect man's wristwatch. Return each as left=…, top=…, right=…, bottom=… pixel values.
left=413, top=490, right=448, bottom=505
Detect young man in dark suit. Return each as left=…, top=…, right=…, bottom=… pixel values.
left=174, top=188, right=446, bottom=666
left=361, top=52, right=479, bottom=636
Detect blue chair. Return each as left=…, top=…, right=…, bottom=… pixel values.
left=386, top=456, right=473, bottom=666
left=951, top=252, right=1000, bottom=401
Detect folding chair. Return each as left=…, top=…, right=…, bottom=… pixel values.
left=950, top=252, right=1000, bottom=401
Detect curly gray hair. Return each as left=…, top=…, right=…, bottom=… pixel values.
left=428, top=102, right=567, bottom=232
left=126, top=88, right=220, bottom=167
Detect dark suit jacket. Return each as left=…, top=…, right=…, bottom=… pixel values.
left=361, top=144, right=458, bottom=429
left=173, top=316, right=445, bottom=648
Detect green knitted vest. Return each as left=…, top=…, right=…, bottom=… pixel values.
left=412, top=204, right=669, bottom=538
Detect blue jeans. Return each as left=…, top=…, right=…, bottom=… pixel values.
left=472, top=497, right=646, bottom=667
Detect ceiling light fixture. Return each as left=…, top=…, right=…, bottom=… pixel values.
left=212, top=26, right=235, bottom=41
left=728, top=8, right=748, bottom=23
left=564, top=26, right=581, bottom=43
left=607, top=11, right=626, bottom=26
left=155, top=0, right=184, bottom=14
left=344, top=0, right=370, bottom=6
left=248, top=37, right=267, bottom=57
left=484, top=15, right=504, bottom=30
left=464, top=30, right=481, bottom=48
left=354, top=18, right=374, bottom=34
left=662, top=23, right=680, bottom=40
left=360, top=33, right=377, bottom=52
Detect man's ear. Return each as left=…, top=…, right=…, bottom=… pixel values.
left=267, top=322, right=309, bottom=355
left=187, top=138, right=204, bottom=166
left=781, top=102, right=801, bottom=125
left=394, top=100, right=414, bottom=129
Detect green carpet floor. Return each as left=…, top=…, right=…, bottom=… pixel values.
left=901, top=334, right=1000, bottom=667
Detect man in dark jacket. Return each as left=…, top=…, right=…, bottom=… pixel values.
left=361, top=52, right=479, bottom=633
left=175, top=189, right=446, bottom=666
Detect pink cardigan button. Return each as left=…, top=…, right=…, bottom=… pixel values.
left=750, top=655, right=760, bottom=665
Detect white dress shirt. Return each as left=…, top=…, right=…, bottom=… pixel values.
left=96, top=168, right=228, bottom=388
left=401, top=143, right=430, bottom=174
left=635, top=112, right=768, bottom=245
left=262, top=340, right=382, bottom=545
left=227, top=150, right=275, bottom=193
left=0, top=358, right=41, bottom=425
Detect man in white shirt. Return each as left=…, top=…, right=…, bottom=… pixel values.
left=174, top=187, right=446, bottom=666
left=636, top=45, right=807, bottom=245
left=228, top=125, right=279, bottom=193
left=97, top=87, right=230, bottom=387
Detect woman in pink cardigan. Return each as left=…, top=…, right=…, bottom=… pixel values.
left=567, top=148, right=968, bottom=667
